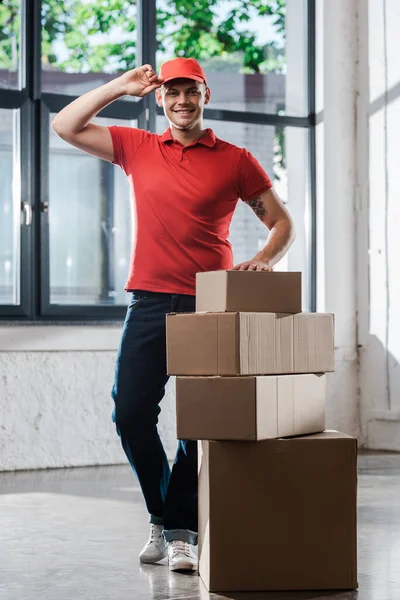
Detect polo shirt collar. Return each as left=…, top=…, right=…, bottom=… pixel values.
left=160, top=127, right=216, bottom=147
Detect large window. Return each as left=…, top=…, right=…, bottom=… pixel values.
left=0, top=0, right=21, bottom=89
left=0, top=109, right=20, bottom=305
left=48, top=116, right=133, bottom=306
left=0, top=0, right=315, bottom=320
left=41, top=0, right=139, bottom=98
left=157, top=0, right=308, bottom=116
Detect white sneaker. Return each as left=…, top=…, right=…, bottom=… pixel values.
left=139, top=524, right=168, bottom=564
left=168, top=540, right=198, bottom=572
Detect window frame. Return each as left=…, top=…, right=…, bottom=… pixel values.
left=0, top=0, right=316, bottom=321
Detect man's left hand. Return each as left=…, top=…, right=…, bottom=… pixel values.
left=231, top=260, right=273, bottom=271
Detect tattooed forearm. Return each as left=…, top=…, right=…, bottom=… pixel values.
left=246, top=196, right=267, bottom=220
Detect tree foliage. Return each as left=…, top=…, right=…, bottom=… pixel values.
left=0, top=0, right=287, bottom=175
left=0, top=0, right=20, bottom=70
left=0, top=0, right=285, bottom=74
left=157, top=0, right=285, bottom=73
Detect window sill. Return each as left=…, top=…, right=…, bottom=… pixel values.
left=0, top=324, right=123, bottom=352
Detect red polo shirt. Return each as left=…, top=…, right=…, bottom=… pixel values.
left=108, top=126, right=272, bottom=295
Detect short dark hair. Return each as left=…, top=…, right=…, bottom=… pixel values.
left=162, top=79, right=207, bottom=91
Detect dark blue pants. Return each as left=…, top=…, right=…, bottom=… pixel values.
left=112, top=291, right=198, bottom=545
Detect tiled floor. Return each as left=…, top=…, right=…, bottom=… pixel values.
left=0, top=452, right=399, bottom=600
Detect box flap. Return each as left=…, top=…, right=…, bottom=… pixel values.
left=276, top=375, right=295, bottom=436
left=239, top=313, right=276, bottom=374
left=217, top=313, right=239, bottom=375
left=293, top=313, right=335, bottom=373
left=283, top=430, right=356, bottom=441
left=292, top=374, right=326, bottom=434
left=226, top=270, right=302, bottom=313
left=275, top=313, right=294, bottom=373
left=166, top=313, right=219, bottom=375
left=255, top=376, right=278, bottom=439
left=198, top=441, right=211, bottom=588
left=276, top=374, right=326, bottom=437
left=176, top=376, right=257, bottom=440
left=196, top=271, right=227, bottom=312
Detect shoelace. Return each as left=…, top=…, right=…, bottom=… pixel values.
left=170, top=540, right=191, bottom=557
left=149, top=525, right=163, bottom=543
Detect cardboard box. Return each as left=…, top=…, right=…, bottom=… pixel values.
left=196, top=270, right=302, bottom=313
left=199, top=431, right=358, bottom=592
left=176, top=374, right=326, bottom=440
left=166, top=312, right=334, bottom=375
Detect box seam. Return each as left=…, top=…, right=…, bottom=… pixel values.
left=235, top=313, right=240, bottom=374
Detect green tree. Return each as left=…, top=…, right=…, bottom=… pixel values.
left=157, top=0, right=285, bottom=74
left=41, top=0, right=137, bottom=73
left=0, top=0, right=286, bottom=174
left=0, top=0, right=285, bottom=75
left=0, top=0, right=20, bottom=71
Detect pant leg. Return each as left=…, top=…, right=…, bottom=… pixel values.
left=112, top=292, right=172, bottom=524
left=163, top=439, right=198, bottom=544
left=163, top=293, right=198, bottom=545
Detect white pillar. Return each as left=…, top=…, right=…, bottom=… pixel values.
left=358, top=0, right=400, bottom=450
left=318, top=0, right=360, bottom=437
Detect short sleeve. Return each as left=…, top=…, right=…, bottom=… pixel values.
left=236, top=148, right=273, bottom=202
left=108, top=125, right=150, bottom=172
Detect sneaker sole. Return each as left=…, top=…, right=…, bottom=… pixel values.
left=139, top=551, right=168, bottom=564
left=169, top=561, right=198, bottom=572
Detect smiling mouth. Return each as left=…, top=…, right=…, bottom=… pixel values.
left=173, top=110, right=195, bottom=115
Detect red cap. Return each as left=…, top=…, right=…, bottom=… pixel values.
left=159, top=58, right=207, bottom=85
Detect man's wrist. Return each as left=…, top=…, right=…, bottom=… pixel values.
left=251, top=253, right=271, bottom=265
left=106, top=77, right=129, bottom=99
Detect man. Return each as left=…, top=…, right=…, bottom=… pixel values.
left=52, top=58, right=295, bottom=572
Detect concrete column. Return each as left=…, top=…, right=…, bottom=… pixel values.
left=319, top=0, right=360, bottom=437
left=358, top=0, right=400, bottom=450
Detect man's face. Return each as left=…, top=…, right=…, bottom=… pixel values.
left=157, top=79, right=210, bottom=131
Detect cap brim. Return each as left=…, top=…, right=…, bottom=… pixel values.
left=161, top=75, right=205, bottom=84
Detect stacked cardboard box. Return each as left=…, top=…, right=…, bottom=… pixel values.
left=166, top=270, right=357, bottom=592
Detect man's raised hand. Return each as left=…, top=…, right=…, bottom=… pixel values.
left=119, top=65, right=164, bottom=97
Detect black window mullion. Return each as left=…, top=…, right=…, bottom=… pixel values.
left=41, top=93, right=145, bottom=121
left=19, top=98, right=34, bottom=317
left=0, top=305, right=27, bottom=318
left=40, top=304, right=128, bottom=321
left=29, top=0, right=44, bottom=318
left=39, top=100, right=50, bottom=317
left=0, top=89, right=28, bottom=109
left=137, top=0, right=157, bottom=132
left=22, top=0, right=41, bottom=96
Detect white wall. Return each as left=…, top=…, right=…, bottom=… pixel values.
left=0, top=328, right=179, bottom=471
left=357, top=0, right=400, bottom=450
left=320, top=0, right=400, bottom=450
left=316, top=0, right=360, bottom=438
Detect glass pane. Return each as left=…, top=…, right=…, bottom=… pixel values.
left=42, top=1, right=138, bottom=98
left=0, top=0, right=21, bottom=89
left=156, top=116, right=310, bottom=309
left=49, top=115, right=133, bottom=305
left=156, top=0, right=307, bottom=116
left=0, top=109, right=20, bottom=304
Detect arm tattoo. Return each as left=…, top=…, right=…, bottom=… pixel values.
left=246, top=196, right=267, bottom=220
